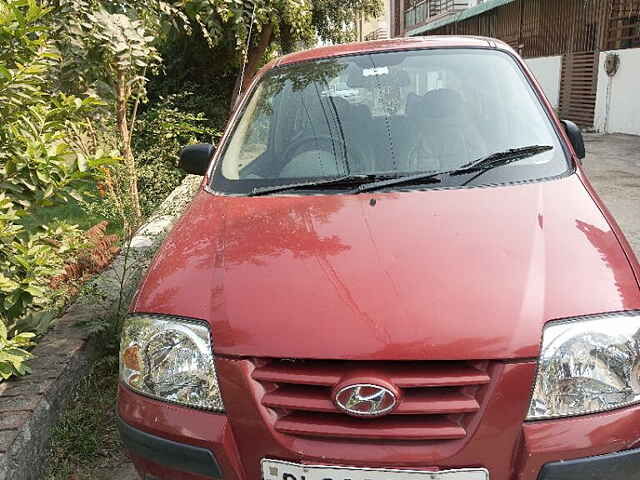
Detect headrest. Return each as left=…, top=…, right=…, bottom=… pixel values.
left=324, top=97, right=371, bottom=125
left=394, top=70, right=411, bottom=88
left=406, top=92, right=421, bottom=119
left=420, top=88, right=466, bottom=118
left=352, top=103, right=372, bottom=120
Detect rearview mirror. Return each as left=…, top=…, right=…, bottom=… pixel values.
left=560, top=120, right=585, bottom=160
left=178, top=143, right=215, bottom=176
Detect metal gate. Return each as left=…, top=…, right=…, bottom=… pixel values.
left=559, top=51, right=599, bottom=128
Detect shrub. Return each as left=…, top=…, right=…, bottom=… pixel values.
left=0, top=0, right=113, bottom=379
left=0, top=321, right=35, bottom=380
left=134, top=89, right=220, bottom=216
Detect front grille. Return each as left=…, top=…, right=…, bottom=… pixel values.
left=251, top=359, right=493, bottom=442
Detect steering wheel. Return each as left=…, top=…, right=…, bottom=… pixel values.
left=406, top=138, right=440, bottom=172
left=280, top=135, right=369, bottom=176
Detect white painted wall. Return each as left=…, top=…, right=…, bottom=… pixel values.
left=594, top=48, right=640, bottom=135
left=525, top=56, right=562, bottom=109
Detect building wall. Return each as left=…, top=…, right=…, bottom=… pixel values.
left=594, top=48, right=640, bottom=136
left=490, top=50, right=640, bottom=134
left=394, top=0, right=640, bottom=133
left=524, top=56, right=562, bottom=109
left=403, top=0, right=473, bottom=35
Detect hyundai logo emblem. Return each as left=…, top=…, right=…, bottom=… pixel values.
left=334, top=383, right=398, bottom=417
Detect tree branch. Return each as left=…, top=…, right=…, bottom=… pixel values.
left=128, top=66, right=147, bottom=143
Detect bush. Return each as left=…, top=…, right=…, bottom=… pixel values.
left=134, top=88, right=221, bottom=216
left=0, top=321, right=35, bottom=380
left=0, top=0, right=113, bottom=380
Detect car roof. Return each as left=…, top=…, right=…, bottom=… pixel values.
left=273, top=36, right=513, bottom=68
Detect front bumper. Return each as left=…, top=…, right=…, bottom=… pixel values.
left=118, top=358, right=640, bottom=480
left=538, top=448, right=640, bottom=480
left=118, top=406, right=640, bottom=480
left=117, top=416, right=222, bottom=479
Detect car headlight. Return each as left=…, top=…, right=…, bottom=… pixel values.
left=527, top=312, right=640, bottom=420
left=119, top=314, right=224, bottom=412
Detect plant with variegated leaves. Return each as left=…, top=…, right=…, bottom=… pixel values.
left=0, top=0, right=115, bottom=381
left=0, top=320, right=35, bottom=380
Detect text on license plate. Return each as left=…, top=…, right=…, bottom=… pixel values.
left=261, top=460, right=489, bottom=480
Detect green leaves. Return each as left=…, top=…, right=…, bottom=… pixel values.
left=0, top=1, right=117, bottom=381
left=0, top=0, right=107, bottom=216
left=0, top=205, right=93, bottom=381
left=310, top=0, right=382, bottom=44
left=134, top=88, right=220, bottom=216
left=173, top=0, right=381, bottom=57
left=88, top=8, right=162, bottom=82
left=0, top=319, right=35, bottom=380
left=1, top=234, right=60, bottom=318
left=0, top=274, right=20, bottom=293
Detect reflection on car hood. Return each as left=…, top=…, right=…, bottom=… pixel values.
left=134, top=176, right=640, bottom=360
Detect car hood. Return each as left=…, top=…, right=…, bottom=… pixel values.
left=134, top=175, right=640, bottom=360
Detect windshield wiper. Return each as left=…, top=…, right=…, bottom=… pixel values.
left=356, top=145, right=553, bottom=193
left=249, top=174, right=393, bottom=196
left=454, top=145, right=554, bottom=174
left=455, top=144, right=554, bottom=187
left=355, top=171, right=444, bottom=193
left=250, top=146, right=554, bottom=196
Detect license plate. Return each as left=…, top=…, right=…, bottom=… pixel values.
left=261, top=459, right=489, bottom=480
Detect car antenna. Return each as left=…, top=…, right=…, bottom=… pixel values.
left=236, top=1, right=257, bottom=106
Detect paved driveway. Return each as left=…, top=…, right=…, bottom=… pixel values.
left=582, top=133, right=640, bottom=257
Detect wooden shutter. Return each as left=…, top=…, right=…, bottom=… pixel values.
left=559, top=51, right=598, bottom=127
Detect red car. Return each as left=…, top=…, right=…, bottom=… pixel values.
left=117, top=36, right=640, bottom=480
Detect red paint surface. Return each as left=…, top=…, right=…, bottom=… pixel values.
left=275, top=36, right=496, bottom=66
left=134, top=174, right=640, bottom=360
left=121, top=36, right=640, bottom=480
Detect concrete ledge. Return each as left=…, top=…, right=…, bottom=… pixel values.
left=0, top=175, right=202, bottom=480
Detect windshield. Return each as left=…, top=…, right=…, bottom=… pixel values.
left=212, top=48, right=569, bottom=195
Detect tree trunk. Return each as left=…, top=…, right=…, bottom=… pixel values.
left=280, top=21, right=295, bottom=54
left=230, top=23, right=274, bottom=107
left=115, top=69, right=142, bottom=225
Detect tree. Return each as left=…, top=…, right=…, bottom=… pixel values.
left=310, top=0, right=383, bottom=46
left=52, top=2, right=163, bottom=227
left=173, top=0, right=382, bottom=104
left=87, top=9, right=162, bottom=224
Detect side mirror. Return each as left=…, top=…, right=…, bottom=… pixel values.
left=178, top=143, right=215, bottom=176
left=561, top=120, right=585, bottom=160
